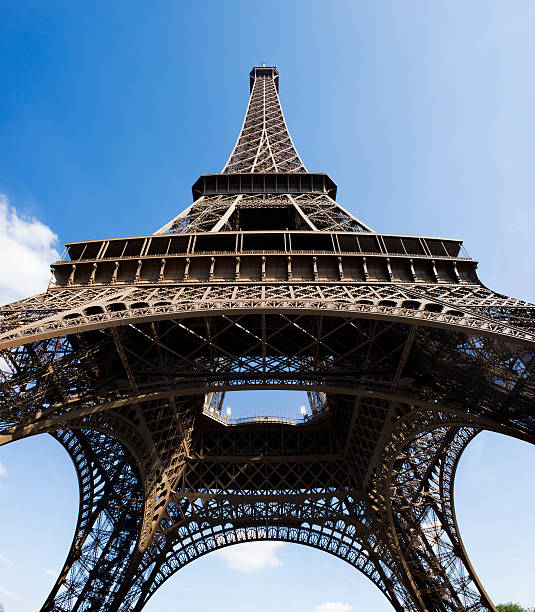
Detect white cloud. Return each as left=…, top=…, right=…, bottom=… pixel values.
left=0, top=554, right=13, bottom=567
left=0, top=194, right=60, bottom=305
left=46, top=569, right=58, bottom=579
left=217, top=541, right=284, bottom=572
left=314, top=604, right=352, bottom=612
left=0, top=462, right=6, bottom=478
left=0, top=585, right=15, bottom=598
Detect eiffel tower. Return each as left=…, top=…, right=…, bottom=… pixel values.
left=1, top=65, right=534, bottom=612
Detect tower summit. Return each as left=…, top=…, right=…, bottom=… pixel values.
left=0, top=67, right=534, bottom=612
left=160, top=65, right=370, bottom=235
left=223, top=65, right=305, bottom=174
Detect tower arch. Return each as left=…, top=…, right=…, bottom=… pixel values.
left=0, top=65, right=534, bottom=611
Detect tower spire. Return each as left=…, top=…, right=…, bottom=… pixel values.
left=222, top=66, right=307, bottom=174
left=155, top=66, right=371, bottom=234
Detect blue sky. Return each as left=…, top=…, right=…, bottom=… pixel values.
left=0, top=2, right=534, bottom=611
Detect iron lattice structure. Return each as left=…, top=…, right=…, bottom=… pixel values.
left=1, top=66, right=534, bottom=612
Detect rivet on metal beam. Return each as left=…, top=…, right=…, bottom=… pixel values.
left=431, top=259, right=439, bottom=283
left=362, top=257, right=369, bottom=282
left=112, top=261, right=120, bottom=283
left=158, top=259, right=166, bottom=282
left=409, top=258, right=417, bottom=282
left=135, top=260, right=143, bottom=283
left=89, top=263, right=97, bottom=285
left=183, top=258, right=191, bottom=281
left=386, top=257, right=393, bottom=281
left=452, top=262, right=461, bottom=284
left=68, top=264, right=76, bottom=285
left=337, top=256, right=345, bottom=281
left=209, top=257, right=216, bottom=281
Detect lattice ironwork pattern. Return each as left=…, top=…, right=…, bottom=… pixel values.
left=159, top=193, right=369, bottom=234
left=223, top=67, right=306, bottom=174
left=1, top=66, right=534, bottom=612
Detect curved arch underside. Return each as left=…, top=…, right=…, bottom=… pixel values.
left=1, top=304, right=534, bottom=612
left=1, top=283, right=534, bottom=350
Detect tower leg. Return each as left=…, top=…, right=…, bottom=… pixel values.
left=378, top=413, right=496, bottom=611
left=41, top=429, right=144, bottom=612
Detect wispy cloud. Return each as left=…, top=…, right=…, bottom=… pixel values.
left=0, top=585, right=16, bottom=598
left=217, top=541, right=284, bottom=572
left=46, top=569, right=59, bottom=579
left=0, top=462, right=6, bottom=478
left=0, top=554, right=13, bottom=567
left=0, top=193, right=59, bottom=306
left=314, top=604, right=352, bottom=612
